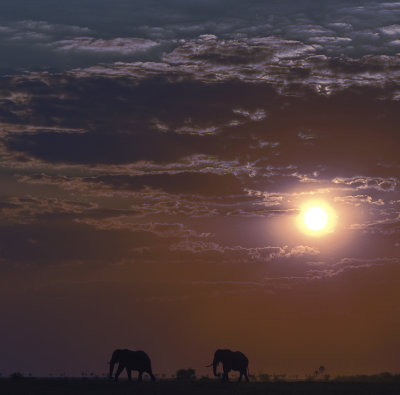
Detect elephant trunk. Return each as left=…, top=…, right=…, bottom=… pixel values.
left=109, top=358, right=116, bottom=379
left=213, top=358, right=220, bottom=377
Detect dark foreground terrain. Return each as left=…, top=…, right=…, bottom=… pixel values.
left=1, top=379, right=400, bottom=395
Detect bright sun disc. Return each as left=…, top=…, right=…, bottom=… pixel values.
left=304, top=207, right=328, bottom=231
left=297, top=201, right=337, bottom=236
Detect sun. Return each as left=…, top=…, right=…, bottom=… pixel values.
left=304, top=206, right=328, bottom=231
left=297, top=201, right=337, bottom=236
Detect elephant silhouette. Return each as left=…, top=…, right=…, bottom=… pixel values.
left=207, top=349, right=249, bottom=382
left=109, top=349, right=156, bottom=382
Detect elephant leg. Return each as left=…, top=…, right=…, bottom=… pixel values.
left=244, top=370, right=249, bottom=382
left=126, top=368, right=132, bottom=382
left=238, top=372, right=243, bottom=382
left=224, top=370, right=230, bottom=382
left=138, top=371, right=143, bottom=382
left=147, top=369, right=156, bottom=382
left=114, top=364, right=124, bottom=382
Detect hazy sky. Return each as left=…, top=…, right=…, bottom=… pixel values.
left=1, top=0, right=400, bottom=378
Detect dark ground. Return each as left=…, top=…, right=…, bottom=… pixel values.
left=1, top=379, right=400, bottom=395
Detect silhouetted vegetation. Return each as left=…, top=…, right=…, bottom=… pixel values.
left=334, top=372, right=400, bottom=383
left=273, top=373, right=287, bottom=382
left=1, top=377, right=400, bottom=395
left=258, top=373, right=271, bottom=382
left=176, top=368, right=196, bottom=380
left=304, top=366, right=330, bottom=381
left=10, top=372, right=24, bottom=380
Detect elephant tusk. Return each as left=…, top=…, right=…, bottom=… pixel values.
left=205, top=363, right=213, bottom=367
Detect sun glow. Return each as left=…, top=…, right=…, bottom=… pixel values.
left=297, top=201, right=337, bottom=236
left=304, top=207, right=328, bottom=231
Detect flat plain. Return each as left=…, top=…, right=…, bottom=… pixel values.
left=1, top=379, right=400, bottom=395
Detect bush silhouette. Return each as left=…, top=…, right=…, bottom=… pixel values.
left=10, top=372, right=24, bottom=380
left=176, top=368, right=196, bottom=380
left=258, top=373, right=271, bottom=382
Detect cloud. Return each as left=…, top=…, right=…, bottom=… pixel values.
left=379, top=24, right=400, bottom=36
left=232, top=108, right=267, bottom=121
left=285, top=245, right=320, bottom=257
left=263, top=256, right=400, bottom=283
left=18, top=171, right=246, bottom=197
left=1, top=196, right=98, bottom=224
left=59, top=37, right=400, bottom=97
left=3, top=71, right=399, bottom=181
left=316, top=256, right=400, bottom=278
left=334, top=195, right=385, bottom=206
left=92, top=172, right=245, bottom=197
left=332, top=176, right=398, bottom=192
left=76, top=218, right=206, bottom=238
left=169, top=241, right=319, bottom=262
left=14, top=20, right=91, bottom=35
left=3, top=1, right=400, bottom=73
left=49, top=37, right=159, bottom=55
left=15, top=174, right=233, bottom=218
left=297, top=129, right=317, bottom=141
left=347, top=214, right=400, bottom=235
left=169, top=240, right=290, bottom=262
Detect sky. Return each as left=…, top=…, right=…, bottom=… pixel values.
left=0, top=0, right=400, bottom=378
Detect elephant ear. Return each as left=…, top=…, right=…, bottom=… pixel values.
left=111, top=349, right=122, bottom=361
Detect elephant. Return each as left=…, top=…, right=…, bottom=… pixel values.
left=109, top=349, right=156, bottom=382
left=208, top=349, right=249, bottom=382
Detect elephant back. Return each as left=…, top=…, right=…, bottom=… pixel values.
left=231, top=351, right=248, bottom=370
left=123, top=350, right=152, bottom=370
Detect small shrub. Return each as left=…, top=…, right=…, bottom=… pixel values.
left=176, top=368, right=196, bottom=381
left=258, top=373, right=271, bottom=382
left=273, top=374, right=286, bottom=382
left=10, top=372, right=24, bottom=380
